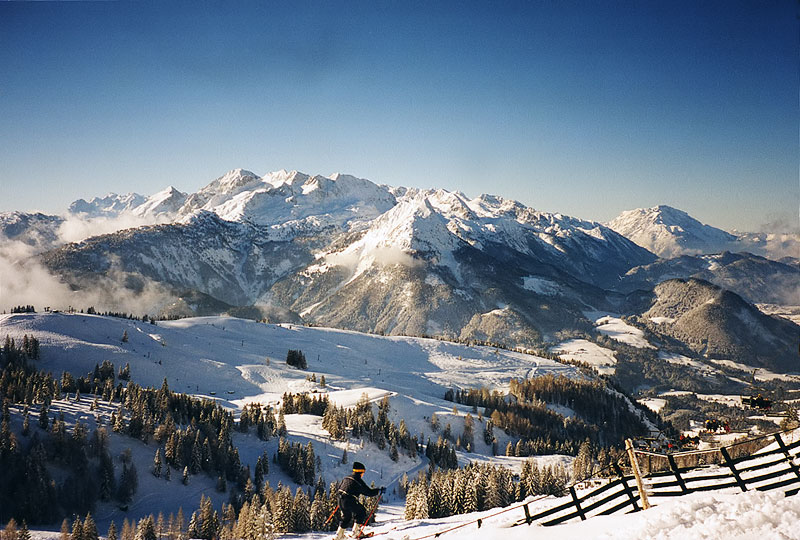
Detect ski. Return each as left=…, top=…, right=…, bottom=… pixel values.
left=331, top=525, right=400, bottom=540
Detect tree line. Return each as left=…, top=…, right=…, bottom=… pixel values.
left=446, top=373, right=651, bottom=452
left=322, top=395, right=420, bottom=462
left=403, top=460, right=569, bottom=520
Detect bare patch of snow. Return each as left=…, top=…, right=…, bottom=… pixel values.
left=638, top=398, right=667, bottom=413
left=522, top=276, right=561, bottom=296
left=594, top=315, right=654, bottom=349
left=649, top=316, right=675, bottom=324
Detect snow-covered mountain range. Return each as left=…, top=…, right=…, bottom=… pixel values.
left=3, top=170, right=800, bottom=539
left=33, top=170, right=658, bottom=345
left=2, top=169, right=798, bottom=369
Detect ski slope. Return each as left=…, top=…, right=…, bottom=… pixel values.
left=1, top=312, right=582, bottom=530
left=0, top=312, right=578, bottom=405
left=6, top=312, right=799, bottom=537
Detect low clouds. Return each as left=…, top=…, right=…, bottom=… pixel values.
left=58, top=213, right=170, bottom=244
left=1, top=213, right=173, bottom=315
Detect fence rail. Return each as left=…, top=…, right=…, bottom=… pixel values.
left=512, top=429, right=800, bottom=529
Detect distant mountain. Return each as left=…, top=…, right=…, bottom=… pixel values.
left=607, top=205, right=737, bottom=258
left=69, top=192, right=148, bottom=217
left=631, top=278, right=798, bottom=373
left=7, top=168, right=795, bottom=373
left=619, top=251, right=800, bottom=305
left=608, top=205, right=800, bottom=261
left=0, top=211, right=64, bottom=252
left=38, top=169, right=656, bottom=346
left=131, top=186, right=188, bottom=218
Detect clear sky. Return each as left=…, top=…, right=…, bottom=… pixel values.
left=1, top=1, right=797, bottom=232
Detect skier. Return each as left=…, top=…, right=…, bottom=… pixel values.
left=335, top=462, right=385, bottom=539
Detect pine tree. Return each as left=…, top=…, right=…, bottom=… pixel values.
left=309, top=492, right=328, bottom=531
left=190, top=436, right=202, bottom=474
left=107, top=522, right=117, bottom=540
left=120, top=520, right=131, bottom=540
left=276, top=410, right=287, bottom=437
left=573, top=440, right=593, bottom=481
left=38, top=402, right=49, bottom=429
left=292, top=487, right=311, bottom=533
left=414, top=483, right=429, bottom=519
left=182, top=466, right=189, bottom=485
left=18, top=521, right=30, bottom=540
left=83, top=514, right=98, bottom=540
left=117, top=461, right=138, bottom=503
left=175, top=508, right=185, bottom=540
left=153, top=448, right=163, bottom=478
left=71, top=517, right=84, bottom=540
left=430, top=412, right=440, bottom=431
left=4, top=519, right=18, bottom=540
left=219, top=504, right=235, bottom=540
left=61, top=519, right=71, bottom=540
left=156, top=513, right=165, bottom=540
left=134, top=516, right=156, bottom=540
left=251, top=503, right=274, bottom=540
left=99, top=448, right=116, bottom=500
left=271, top=487, right=293, bottom=533
left=186, top=513, right=199, bottom=540
left=198, top=495, right=219, bottom=540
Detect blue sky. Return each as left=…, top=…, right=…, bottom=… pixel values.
left=1, top=1, right=796, bottom=231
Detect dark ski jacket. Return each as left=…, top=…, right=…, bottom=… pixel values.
left=338, top=473, right=380, bottom=499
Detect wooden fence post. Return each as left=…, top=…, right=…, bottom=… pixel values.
left=569, top=486, right=586, bottom=520
left=667, top=454, right=688, bottom=494
left=522, top=503, right=533, bottom=525
left=720, top=446, right=748, bottom=492
left=774, top=433, right=800, bottom=482
left=625, top=439, right=651, bottom=510
left=612, top=462, right=640, bottom=512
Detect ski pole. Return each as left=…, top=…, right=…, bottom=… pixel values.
left=323, top=504, right=340, bottom=526
left=364, top=493, right=382, bottom=526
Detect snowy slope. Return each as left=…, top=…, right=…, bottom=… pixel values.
left=370, top=488, right=800, bottom=540
left=1, top=312, right=578, bottom=404
left=131, top=186, right=188, bottom=218
left=23, top=488, right=800, bottom=540
left=0, top=312, right=593, bottom=531
left=6, top=312, right=798, bottom=539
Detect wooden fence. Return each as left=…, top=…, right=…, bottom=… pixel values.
left=512, top=430, right=800, bottom=528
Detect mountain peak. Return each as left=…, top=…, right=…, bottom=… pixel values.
left=68, top=192, right=147, bottom=217
left=608, top=205, right=736, bottom=258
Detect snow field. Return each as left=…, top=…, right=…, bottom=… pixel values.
left=594, top=315, right=654, bottom=349
left=551, top=339, right=617, bottom=375
left=0, top=312, right=582, bottom=528
left=6, top=312, right=800, bottom=539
